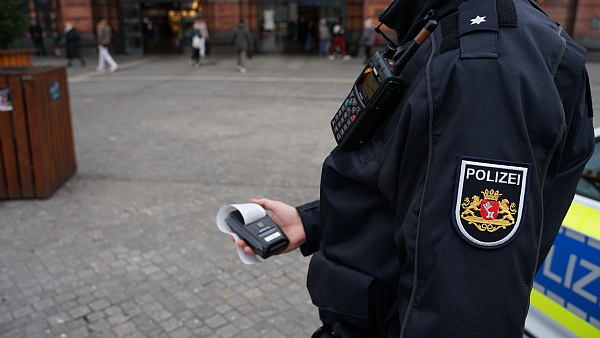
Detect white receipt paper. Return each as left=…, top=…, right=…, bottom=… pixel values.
left=216, top=203, right=266, bottom=265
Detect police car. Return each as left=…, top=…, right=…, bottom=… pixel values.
left=525, top=127, right=600, bottom=337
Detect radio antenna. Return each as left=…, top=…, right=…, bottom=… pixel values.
left=375, top=23, right=397, bottom=48
left=391, top=20, right=437, bottom=76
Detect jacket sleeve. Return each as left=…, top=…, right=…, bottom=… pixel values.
left=296, top=200, right=321, bottom=256
left=391, top=5, right=595, bottom=335
left=537, top=67, right=595, bottom=270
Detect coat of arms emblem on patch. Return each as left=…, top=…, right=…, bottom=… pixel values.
left=454, top=157, right=529, bottom=249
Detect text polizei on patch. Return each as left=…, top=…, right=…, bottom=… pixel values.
left=454, top=157, right=529, bottom=249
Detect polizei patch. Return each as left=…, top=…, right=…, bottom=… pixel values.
left=454, top=157, right=529, bottom=249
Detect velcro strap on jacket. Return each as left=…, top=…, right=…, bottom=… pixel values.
left=440, top=0, right=517, bottom=55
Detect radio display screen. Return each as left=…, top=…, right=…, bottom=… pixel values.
left=357, top=68, right=379, bottom=103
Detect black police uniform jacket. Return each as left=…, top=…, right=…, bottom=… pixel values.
left=296, top=0, right=595, bottom=336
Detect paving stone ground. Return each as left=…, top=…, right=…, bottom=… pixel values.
left=0, top=50, right=599, bottom=337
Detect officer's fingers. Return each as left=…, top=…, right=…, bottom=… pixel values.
left=236, top=239, right=256, bottom=255
left=251, top=198, right=276, bottom=211
left=251, top=198, right=296, bottom=227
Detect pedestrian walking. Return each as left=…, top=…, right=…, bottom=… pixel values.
left=96, top=17, right=118, bottom=72
left=328, top=17, right=350, bottom=60
left=27, top=21, right=47, bottom=56
left=64, top=22, right=85, bottom=67
left=232, top=20, right=253, bottom=73
left=318, top=19, right=331, bottom=57
left=304, top=18, right=317, bottom=53
left=361, top=18, right=377, bottom=64
left=197, top=17, right=210, bottom=58
left=189, top=22, right=202, bottom=67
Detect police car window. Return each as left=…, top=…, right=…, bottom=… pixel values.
left=576, top=139, right=600, bottom=201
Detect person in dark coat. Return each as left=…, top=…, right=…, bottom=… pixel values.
left=232, top=20, right=253, bottom=73
left=236, top=0, right=596, bottom=336
left=64, top=22, right=85, bottom=67
left=361, top=18, right=377, bottom=64
left=27, top=21, right=47, bottom=56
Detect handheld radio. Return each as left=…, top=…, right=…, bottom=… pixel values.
left=225, top=211, right=289, bottom=259
left=331, top=20, right=437, bottom=149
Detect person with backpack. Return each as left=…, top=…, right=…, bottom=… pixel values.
left=328, top=17, right=350, bottom=60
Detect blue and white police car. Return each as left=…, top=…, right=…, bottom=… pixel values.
left=525, top=127, right=600, bottom=337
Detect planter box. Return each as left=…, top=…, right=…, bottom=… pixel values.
left=0, top=66, right=76, bottom=199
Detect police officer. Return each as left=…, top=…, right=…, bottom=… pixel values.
left=238, top=0, right=595, bottom=336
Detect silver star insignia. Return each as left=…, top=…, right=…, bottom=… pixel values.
left=470, top=15, right=487, bottom=25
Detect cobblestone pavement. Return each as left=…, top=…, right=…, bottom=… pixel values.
left=1, top=51, right=599, bottom=338
left=0, top=52, right=361, bottom=338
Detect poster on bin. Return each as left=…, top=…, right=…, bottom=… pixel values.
left=0, top=88, right=13, bottom=111
left=49, top=81, right=61, bottom=103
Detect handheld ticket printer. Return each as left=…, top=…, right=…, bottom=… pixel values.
left=331, top=19, right=437, bottom=149
left=225, top=211, right=289, bottom=259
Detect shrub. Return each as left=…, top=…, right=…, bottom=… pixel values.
left=0, top=0, right=30, bottom=49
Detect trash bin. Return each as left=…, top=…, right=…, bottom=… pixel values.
left=0, top=66, right=76, bottom=199
left=0, top=49, right=35, bottom=67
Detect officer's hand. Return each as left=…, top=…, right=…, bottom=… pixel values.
left=235, top=198, right=306, bottom=256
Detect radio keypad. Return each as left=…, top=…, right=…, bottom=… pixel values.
left=331, top=90, right=360, bottom=141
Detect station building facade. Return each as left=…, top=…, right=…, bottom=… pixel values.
left=18, top=0, right=600, bottom=55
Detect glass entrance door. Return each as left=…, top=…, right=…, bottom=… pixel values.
left=256, top=0, right=344, bottom=54
left=256, top=1, right=286, bottom=53
left=140, top=2, right=182, bottom=53
left=121, top=2, right=143, bottom=54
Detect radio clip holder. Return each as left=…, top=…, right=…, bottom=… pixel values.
left=331, top=20, right=437, bottom=149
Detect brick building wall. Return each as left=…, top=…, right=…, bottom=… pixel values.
left=58, top=0, right=94, bottom=34
left=204, top=0, right=244, bottom=34
left=536, top=0, right=600, bottom=48
left=537, top=0, right=578, bottom=34
left=572, top=0, right=600, bottom=48
left=363, top=0, right=390, bottom=19
left=27, top=0, right=600, bottom=54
